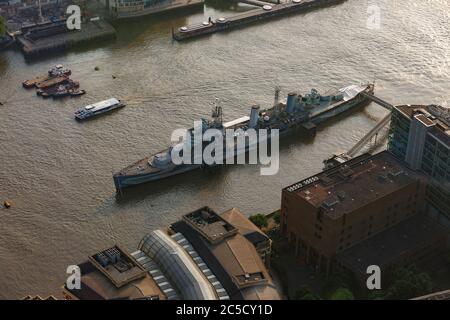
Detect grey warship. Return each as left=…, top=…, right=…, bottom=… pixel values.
left=113, top=83, right=375, bottom=191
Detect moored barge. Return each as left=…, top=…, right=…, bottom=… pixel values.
left=173, top=0, right=346, bottom=41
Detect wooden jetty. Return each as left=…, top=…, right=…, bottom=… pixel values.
left=16, top=19, right=116, bottom=58
left=173, top=0, right=346, bottom=41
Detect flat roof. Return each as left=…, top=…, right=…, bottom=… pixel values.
left=77, top=263, right=164, bottom=300
left=220, top=208, right=269, bottom=245
left=336, top=214, right=449, bottom=274
left=171, top=208, right=281, bottom=300
left=412, top=289, right=450, bottom=300
left=396, top=105, right=450, bottom=131
left=183, top=207, right=238, bottom=244
left=284, top=151, right=423, bottom=218
left=88, top=246, right=146, bottom=288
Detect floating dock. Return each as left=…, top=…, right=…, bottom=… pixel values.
left=16, top=19, right=116, bottom=58
left=173, top=0, right=346, bottom=41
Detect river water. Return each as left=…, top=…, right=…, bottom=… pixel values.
left=0, top=0, right=449, bottom=299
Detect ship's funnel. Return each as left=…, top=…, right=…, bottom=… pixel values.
left=286, top=93, right=297, bottom=114
left=249, top=105, right=260, bottom=128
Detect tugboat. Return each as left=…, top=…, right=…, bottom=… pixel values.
left=37, top=81, right=85, bottom=99
left=113, top=83, right=375, bottom=191
left=52, top=85, right=70, bottom=99
left=69, top=89, right=86, bottom=97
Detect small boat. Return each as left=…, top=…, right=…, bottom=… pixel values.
left=75, top=98, right=125, bottom=121
left=52, top=85, right=70, bottom=99
left=48, top=65, right=71, bottom=78
left=70, top=89, right=86, bottom=97
left=37, top=79, right=80, bottom=99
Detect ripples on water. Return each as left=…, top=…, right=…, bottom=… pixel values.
left=0, top=0, right=449, bottom=298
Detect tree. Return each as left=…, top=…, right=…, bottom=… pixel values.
left=0, top=15, right=5, bottom=37
left=330, top=288, right=354, bottom=300
left=273, top=211, right=281, bottom=225
left=293, top=287, right=321, bottom=300
left=368, top=265, right=434, bottom=300
left=249, top=214, right=268, bottom=229
left=323, top=273, right=352, bottom=297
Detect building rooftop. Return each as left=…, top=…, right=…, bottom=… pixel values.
left=65, top=246, right=165, bottom=300
left=284, top=151, right=423, bottom=219
left=88, top=246, right=147, bottom=288
left=412, top=289, right=450, bottom=300
left=171, top=207, right=281, bottom=300
left=336, top=214, right=449, bottom=275
left=183, top=207, right=238, bottom=244
left=396, top=104, right=450, bottom=139
left=220, top=208, right=269, bottom=246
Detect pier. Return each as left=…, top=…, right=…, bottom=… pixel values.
left=172, top=0, right=346, bottom=41
left=16, top=19, right=116, bottom=58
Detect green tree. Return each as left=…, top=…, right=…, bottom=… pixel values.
left=293, top=287, right=321, bottom=300
left=368, top=265, right=433, bottom=300
left=273, top=211, right=281, bottom=225
left=330, top=288, right=354, bottom=300
left=323, top=273, right=352, bottom=298
left=0, top=15, right=5, bottom=37
left=249, top=214, right=268, bottom=229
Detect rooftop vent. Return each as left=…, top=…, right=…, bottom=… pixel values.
left=338, top=166, right=354, bottom=179
left=337, top=191, right=346, bottom=200
left=322, top=197, right=339, bottom=209
left=388, top=169, right=404, bottom=178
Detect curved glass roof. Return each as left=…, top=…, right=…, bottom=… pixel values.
left=139, top=230, right=217, bottom=300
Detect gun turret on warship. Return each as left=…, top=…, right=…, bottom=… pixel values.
left=113, top=83, right=374, bottom=191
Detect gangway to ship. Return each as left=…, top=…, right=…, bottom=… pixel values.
left=360, top=91, right=394, bottom=110
left=347, top=113, right=391, bottom=157
left=323, top=92, right=394, bottom=169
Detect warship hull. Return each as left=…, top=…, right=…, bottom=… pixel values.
left=113, top=84, right=374, bottom=191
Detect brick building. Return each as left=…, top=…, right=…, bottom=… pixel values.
left=280, top=151, right=431, bottom=276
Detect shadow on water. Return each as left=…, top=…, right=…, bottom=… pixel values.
left=115, top=130, right=316, bottom=204
left=21, top=6, right=203, bottom=63
left=110, top=7, right=200, bottom=38
left=205, top=0, right=244, bottom=11
left=115, top=163, right=230, bottom=205
left=0, top=53, right=10, bottom=73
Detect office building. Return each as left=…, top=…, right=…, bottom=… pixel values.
left=388, top=104, right=450, bottom=220
left=280, top=151, right=442, bottom=279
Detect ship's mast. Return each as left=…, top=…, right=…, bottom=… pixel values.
left=212, top=98, right=223, bottom=127
left=38, top=0, right=44, bottom=23
left=274, top=86, right=281, bottom=107
left=273, top=86, right=281, bottom=115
